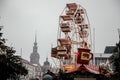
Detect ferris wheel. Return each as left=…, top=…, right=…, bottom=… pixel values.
left=51, top=3, right=92, bottom=70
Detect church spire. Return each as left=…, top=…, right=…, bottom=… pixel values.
left=34, top=32, right=37, bottom=45
left=33, top=32, right=38, bottom=52
left=30, top=32, right=40, bottom=64
left=46, top=57, right=48, bottom=61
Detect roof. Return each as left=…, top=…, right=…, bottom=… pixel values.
left=104, top=46, right=116, bottom=53
left=66, top=64, right=99, bottom=74
left=94, top=53, right=112, bottom=58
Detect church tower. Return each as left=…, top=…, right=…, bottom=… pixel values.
left=43, top=57, right=50, bottom=73
left=30, top=34, right=40, bottom=64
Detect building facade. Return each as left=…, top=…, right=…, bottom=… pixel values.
left=94, top=53, right=112, bottom=66
left=93, top=46, right=115, bottom=70
left=20, top=59, right=36, bottom=80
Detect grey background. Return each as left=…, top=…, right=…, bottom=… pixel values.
left=0, top=0, right=120, bottom=65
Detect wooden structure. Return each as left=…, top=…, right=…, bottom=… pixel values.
left=51, top=3, right=93, bottom=71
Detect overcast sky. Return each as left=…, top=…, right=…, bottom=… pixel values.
left=0, top=0, right=120, bottom=66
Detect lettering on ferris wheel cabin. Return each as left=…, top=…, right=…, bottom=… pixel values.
left=74, top=78, right=96, bottom=80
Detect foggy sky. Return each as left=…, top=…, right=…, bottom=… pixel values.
left=0, top=0, right=120, bottom=65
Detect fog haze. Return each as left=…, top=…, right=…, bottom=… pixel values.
left=0, top=0, right=120, bottom=65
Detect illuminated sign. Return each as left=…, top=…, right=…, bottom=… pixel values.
left=62, top=65, right=75, bottom=71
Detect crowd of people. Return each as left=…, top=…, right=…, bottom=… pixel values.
left=42, top=69, right=64, bottom=80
